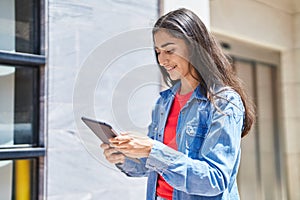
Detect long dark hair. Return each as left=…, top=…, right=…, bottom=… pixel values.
left=153, top=8, right=255, bottom=137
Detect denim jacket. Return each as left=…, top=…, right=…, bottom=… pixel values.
left=117, top=83, right=245, bottom=200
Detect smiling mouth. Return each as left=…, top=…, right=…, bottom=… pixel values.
left=165, top=65, right=177, bottom=72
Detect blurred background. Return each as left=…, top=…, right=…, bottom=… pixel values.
left=0, top=0, right=299, bottom=199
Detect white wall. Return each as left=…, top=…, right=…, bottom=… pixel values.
left=210, top=0, right=293, bottom=50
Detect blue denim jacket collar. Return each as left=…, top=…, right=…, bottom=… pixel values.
left=159, top=82, right=208, bottom=101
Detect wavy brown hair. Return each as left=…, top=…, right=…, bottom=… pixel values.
left=153, top=8, right=255, bottom=137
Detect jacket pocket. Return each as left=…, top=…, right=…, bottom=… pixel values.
left=184, top=111, right=209, bottom=158
left=185, top=125, right=208, bottom=158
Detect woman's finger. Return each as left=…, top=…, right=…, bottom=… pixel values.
left=115, top=135, right=132, bottom=141
left=103, top=147, right=119, bottom=157
left=109, top=135, right=131, bottom=144
left=100, top=143, right=110, bottom=149
left=113, top=142, right=133, bottom=149
left=106, top=153, right=125, bottom=164
left=100, top=143, right=109, bottom=149
left=120, top=132, right=129, bottom=136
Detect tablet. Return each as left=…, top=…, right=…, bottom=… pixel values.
left=81, top=117, right=118, bottom=144
left=81, top=116, right=141, bottom=164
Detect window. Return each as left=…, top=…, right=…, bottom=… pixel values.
left=0, top=0, right=46, bottom=199
left=0, top=65, right=39, bottom=148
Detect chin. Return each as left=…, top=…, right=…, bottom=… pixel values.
left=169, top=76, right=180, bottom=81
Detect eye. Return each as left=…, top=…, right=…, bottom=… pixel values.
left=166, top=49, right=175, bottom=54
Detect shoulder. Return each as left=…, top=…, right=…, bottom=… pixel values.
left=212, top=87, right=245, bottom=116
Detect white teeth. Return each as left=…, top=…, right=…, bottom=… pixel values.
left=166, top=66, right=176, bottom=71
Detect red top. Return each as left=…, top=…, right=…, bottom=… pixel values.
left=156, top=90, right=193, bottom=200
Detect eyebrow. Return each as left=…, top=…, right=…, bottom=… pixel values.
left=155, top=42, right=175, bottom=49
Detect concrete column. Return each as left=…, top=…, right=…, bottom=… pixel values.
left=280, top=49, right=299, bottom=200
left=282, top=2, right=300, bottom=198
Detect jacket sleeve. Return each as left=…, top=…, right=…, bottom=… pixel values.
left=145, top=91, right=245, bottom=196
left=115, top=157, right=149, bottom=177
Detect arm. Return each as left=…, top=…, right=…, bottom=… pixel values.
left=111, top=104, right=159, bottom=177
left=145, top=92, right=244, bottom=196
left=101, top=142, right=150, bottom=177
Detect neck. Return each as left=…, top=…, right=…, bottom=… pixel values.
left=179, top=79, right=199, bottom=95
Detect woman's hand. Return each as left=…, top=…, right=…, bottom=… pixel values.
left=100, top=143, right=126, bottom=164
left=109, top=133, right=154, bottom=159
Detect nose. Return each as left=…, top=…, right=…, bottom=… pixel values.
left=157, top=51, right=169, bottom=67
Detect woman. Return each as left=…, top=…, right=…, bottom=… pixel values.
left=101, top=8, right=255, bottom=200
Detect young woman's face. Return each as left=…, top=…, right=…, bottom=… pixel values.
left=154, top=30, right=193, bottom=82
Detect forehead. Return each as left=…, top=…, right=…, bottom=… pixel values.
left=153, top=30, right=185, bottom=47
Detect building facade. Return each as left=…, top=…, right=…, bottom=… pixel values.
left=0, top=0, right=299, bottom=200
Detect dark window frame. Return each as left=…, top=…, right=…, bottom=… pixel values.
left=0, top=0, right=47, bottom=199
